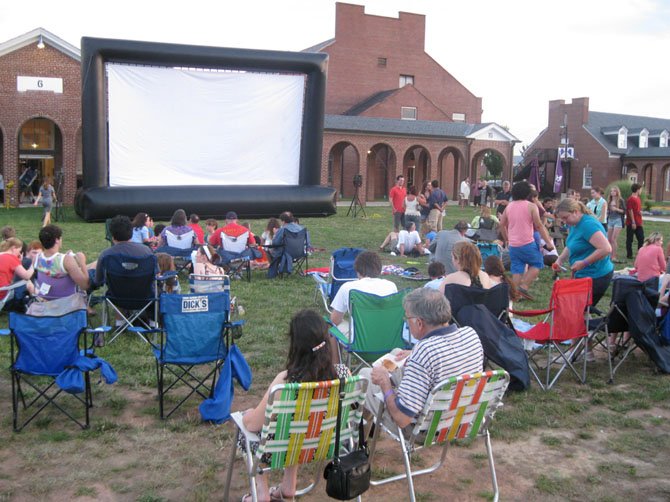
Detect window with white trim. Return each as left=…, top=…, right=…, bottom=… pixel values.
left=401, top=106, right=417, bottom=120
left=661, top=131, right=669, bottom=148
left=399, top=74, right=414, bottom=87
left=582, top=166, right=593, bottom=188
left=452, top=113, right=465, bottom=122
left=640, top=130, right=648, bottom=148
left=617, top=127, right=628, bottom=148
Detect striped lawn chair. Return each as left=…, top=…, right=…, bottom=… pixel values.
left=225, top=375, right=368, bottom=502
left=368, top=370, right=510, bottom=502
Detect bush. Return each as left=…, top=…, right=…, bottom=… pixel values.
left=606, top=179, right=652, bottom=210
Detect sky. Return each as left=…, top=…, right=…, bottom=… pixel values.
left=2, top=0, right=669, bottom=153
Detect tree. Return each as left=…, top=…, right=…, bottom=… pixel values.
left=483, top=151, right=504, bottom=181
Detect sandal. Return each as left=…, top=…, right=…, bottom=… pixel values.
left=270, top=485, right=295, bottom=502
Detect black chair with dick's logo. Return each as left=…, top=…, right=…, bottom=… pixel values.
left=132, top=291, right=244, bottom=419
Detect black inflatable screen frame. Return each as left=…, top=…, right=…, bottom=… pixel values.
left=75, top=36, right=335, bottom=221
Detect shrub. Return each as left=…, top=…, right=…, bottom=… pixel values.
left=606, top=179, right=651, bottom=211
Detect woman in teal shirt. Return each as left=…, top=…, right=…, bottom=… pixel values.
left=554, top=198, right=614, bottom=308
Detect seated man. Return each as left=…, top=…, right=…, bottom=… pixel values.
left=328, top=251, right=397, bottom=360
left=396, top=222, right=428, bottom=257
left=208, top=211, right=259, bottom=269
left=429, top=220, right=469, bottom=274
left=360, top=288, right=483, bottom=430
left=34, top=225, right=90, bottom=301
left=94, top=215, right=155, bottom=286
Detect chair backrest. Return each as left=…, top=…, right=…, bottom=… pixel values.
left=444, top=283, right=510, bottom=321
left=330, top=247, right=365, bottom=303
left=476, top=242, right=501, bottom=264
left=256, top=375, right=367, bottom=470
left=10, top=309, right=87, bottom=376
left=282, top=228, right=308, bottom=260
left=189, top=273, right=230, bottom=294
left=350, top=289, right=409, bottom=362
left=101, top=253, right=157, bottom=308
left=412, top=370, right=509, bottom=447
left=548, top=278, right=593, bottom=341
left=0, top=280, right=26, bottom=309
left=165, top=229, right=195, bottom=250
left=159, top=292, right=230, bottom=363
left=608, top=275, right=659, bottom=332
left=221, top=231, right=249, bottom=254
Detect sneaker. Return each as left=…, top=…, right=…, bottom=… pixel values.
left=390, top=252, right=397, bottom=256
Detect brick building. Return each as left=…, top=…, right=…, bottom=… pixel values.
left=0, top=28, right=81, bottom=206
left=523, top=97, right=670, bottom=201
left=0, top=4, right=518, bottom=207
left=308, top=2, right=517, bottom=202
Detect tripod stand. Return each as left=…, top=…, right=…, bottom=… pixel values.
left=346, top=184, right=366, bottom=218
left=53, top=171, right=65, bottom=222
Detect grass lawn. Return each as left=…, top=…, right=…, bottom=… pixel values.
left=1, top=204, right=670, bottom=500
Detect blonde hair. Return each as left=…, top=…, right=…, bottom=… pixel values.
left=644, top=232, right=663, bottom=246
left=480, top=206, right=491, bottom=218
left=0, top=237, right=23, bottom=252
left=555, top=198, right=593, bottom=216
left=608, top=185, right=622, bottom=203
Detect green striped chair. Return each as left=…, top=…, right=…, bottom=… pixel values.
left=225, top=375, right=368, bottom=502
left=368, top=370, right=510, bottom=502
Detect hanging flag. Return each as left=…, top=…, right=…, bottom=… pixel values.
left=529, top=157, right=541, bottom=190
left=554, top=154, right=563, bottom=193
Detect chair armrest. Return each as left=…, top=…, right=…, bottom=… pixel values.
left=329, top=325, right=350, bottom=347
left=86, top=326, right=112, bottom=334
left=127, top=326, right=162, bottom=334
left=230, top=411, right=261, bottom=442
left=509, top=307, right=552, bottom=317
left=157, top=271, right=178, bottom=282
left=225, top=320, right=246, bottom=328
left=0, top=329, right=9, bottom=336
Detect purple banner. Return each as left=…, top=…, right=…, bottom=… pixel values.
left=553, top=154, right=563, bottom=193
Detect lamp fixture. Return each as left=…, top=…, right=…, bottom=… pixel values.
left=37, top=35, right=45, bottom=49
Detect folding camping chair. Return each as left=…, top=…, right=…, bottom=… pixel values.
left=269, top=227, right=309, bottom=277
left=225, top=375, right=368, bottom=502
left=589, top=275, right=659, bottom=383
left=219, top=231, right=252, bottom=282
left=444, top=283, right=511, bottom=324
left=512, top=277, right=592, bottom=390
left=330, top=289, right=410, bottom=371
left=311, top=247, right=365, bottom=313
left=161, top=228, right=196, bottom=275
left=189, top=273, right=230, bottom=294
left=0, top=280, right=28, bottom=313
left=476, top=242, right=502, bottom=269
left=368, top=370, right=510, bottom=502
left=96, top=253, right=159, bottom=345
left=3, top=310, right=92, bottom=431
left=136, top=291, right=241, bottom=419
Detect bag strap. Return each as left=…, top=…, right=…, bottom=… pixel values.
left=332, top=377, right=345, bottom=465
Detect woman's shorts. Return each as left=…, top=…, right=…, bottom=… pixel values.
left=607, top=219, right=622, bottom=229
left=509, top=242, right=544, bottom=275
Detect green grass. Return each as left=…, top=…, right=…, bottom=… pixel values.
left=1, top=204, right=670, bottom=499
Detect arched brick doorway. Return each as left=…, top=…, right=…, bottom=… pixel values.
left=403, top=145, right=430, bottom=193
left=662, top=164, right=670, bottom=202
left=366, top=143, right=396, bottom=201
left=471, top=148, right=507, bottom=188
left=642, top=163, right=653, bottom=197
left=437, top=147, right=465, bottom=200
left=328, top=142, right=360, bottom=200
left=18, top=117, right=62, bottom=204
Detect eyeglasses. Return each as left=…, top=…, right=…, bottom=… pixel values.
left=404, top=316, right=419, bottom=323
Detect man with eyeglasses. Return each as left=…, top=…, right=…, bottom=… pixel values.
left=359, top=288, right=483, bottom=429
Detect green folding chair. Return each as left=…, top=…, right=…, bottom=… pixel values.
left=225, top=376, right=368, bottom=502
left=330, top=288, right=411, bottom=371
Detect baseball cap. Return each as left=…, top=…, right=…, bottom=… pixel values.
left=226, top=211, right=238, bottom=220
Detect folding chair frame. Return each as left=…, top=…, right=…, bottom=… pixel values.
left=8, top=318, right=92, bottom=432
left=368, top=370, right=510, bottom=502
left=224, top=376, right=368, bottom=502
left=0, top=280, right=28, bottom=312
left=512, top=278, right=593, bottom=390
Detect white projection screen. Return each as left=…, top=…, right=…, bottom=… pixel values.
left=107, top=64, right=306, bottom=186
left=76, top=37, right=334, bottom=221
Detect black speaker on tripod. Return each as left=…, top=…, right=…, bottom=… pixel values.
left=347, top=174, right=366, bottom=218
left=53, top=171, right=65, bottom=222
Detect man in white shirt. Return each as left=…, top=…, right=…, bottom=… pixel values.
left=396, top=222, right=427, bottom=257
left=329, top=251, right=397, bottom=360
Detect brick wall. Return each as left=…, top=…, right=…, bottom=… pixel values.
left=0, top=42, right=81, bottom=205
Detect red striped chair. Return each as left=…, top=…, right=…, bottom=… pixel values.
left=225, top=375, right=368, bottom=502
left=368, top=370, right=510, bottom=502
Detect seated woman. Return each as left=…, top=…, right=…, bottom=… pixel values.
left=634, top=232, right=670, bottom=306
left=0, top=238, right=36, bottom=309
left=470, top=205, right=499, bottom=230
left=34, top=225, right=90, bottom=301
left=158, top=209, right=197, bottom=249
left=484, top=255, right=520, bottom=309
left=439, top=240, right=494, bottom=291
left=156, top=253, right=180, bottom=294
left=130, top=212, right=152, bottom=245
left=238, top=309, right=348, bottom=502
left=192, top=245, right=224, bottom=276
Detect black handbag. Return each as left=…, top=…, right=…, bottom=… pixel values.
left=323, top=379, right=371, bottom=500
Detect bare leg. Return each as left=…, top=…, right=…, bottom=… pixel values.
left=521, top=267, right=540, bottom=291
left=611, top=227, right=622, bottom=261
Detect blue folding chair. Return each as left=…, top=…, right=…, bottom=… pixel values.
left=96, top=253, right=159, bottom=344
left=476, top=242, right=502, bottom=269
left=4, top=310, right=92, bottom=431
left=155, top=228, right=197, bottom=275
left=329, top=247, right=365, bottom=303
left=140, top=291, right=243, bottom=419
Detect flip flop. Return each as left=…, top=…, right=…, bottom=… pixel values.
left=270, top=485, right=295, bottom=502
left=518, top=287, right=534, bottom=301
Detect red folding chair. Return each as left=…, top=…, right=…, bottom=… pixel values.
left=511, top=278, right=592, bottom=390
